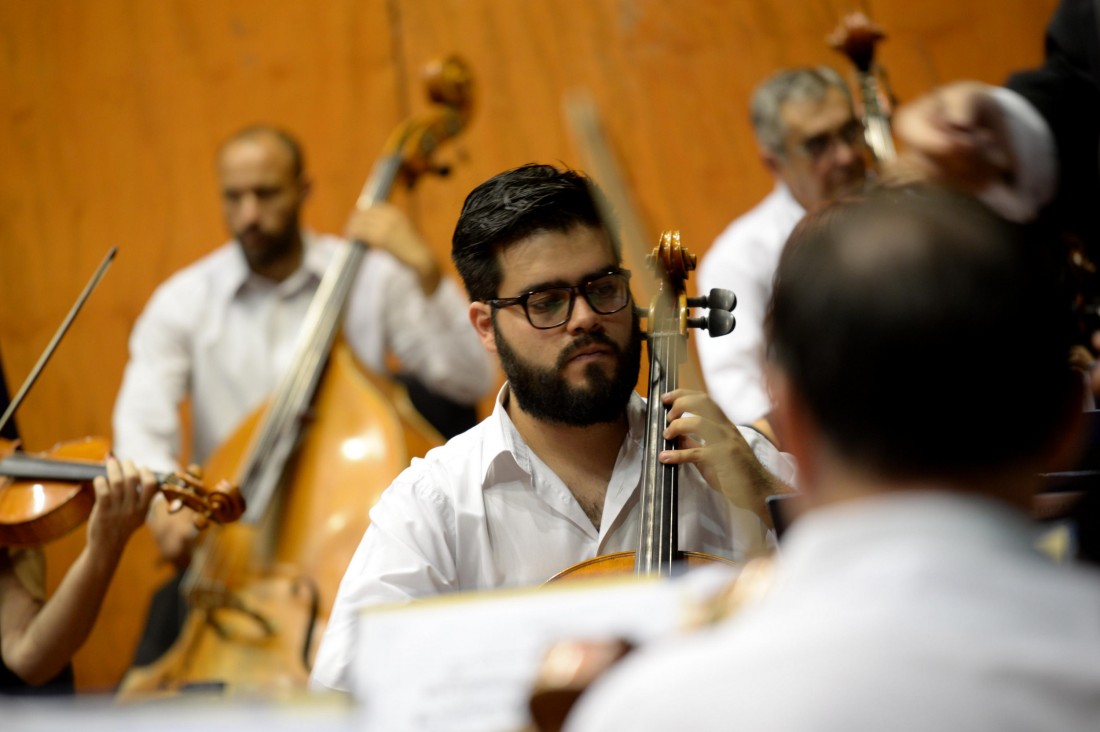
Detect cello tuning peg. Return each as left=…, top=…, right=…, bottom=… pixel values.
left=687, top=289, right=737, bottom=311
left=706, top=288, right=737, bottom=312
left=687, top=310, right=735, bottom=338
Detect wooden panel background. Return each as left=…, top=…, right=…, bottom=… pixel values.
left=0, top=0, right=1058, bottom=691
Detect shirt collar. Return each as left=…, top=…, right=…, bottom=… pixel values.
left=478, top=384, right=648, bottom=490
left=225, top=230, right=326, bottom=299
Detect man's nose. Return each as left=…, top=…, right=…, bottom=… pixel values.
left=831, top=135, right=862, bottom=167
left=565, top=292, right=602, bottom=333
left=236, top=194, right=262, bottom=226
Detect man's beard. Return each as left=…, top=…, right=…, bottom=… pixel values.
left=495, top=313, right=643, bottom=427
left=236, top=223, right=299, bottom=274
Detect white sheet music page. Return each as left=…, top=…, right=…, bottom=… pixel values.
left=351, top=572, right=722, bottom=732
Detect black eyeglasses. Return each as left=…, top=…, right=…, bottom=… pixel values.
left=488, top=270, right=632, bottom=329
left=793, top=119, right=866, bottom=160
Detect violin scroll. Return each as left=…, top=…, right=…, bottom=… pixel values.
left=159, top=468, right=246, bottom=529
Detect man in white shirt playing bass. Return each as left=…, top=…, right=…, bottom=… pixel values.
left=112, top=125, right=494, bottom=664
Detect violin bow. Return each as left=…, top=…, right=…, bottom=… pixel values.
left=0, top=246, right=118, bottom=436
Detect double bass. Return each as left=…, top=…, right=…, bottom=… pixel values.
left=118, top=56, right=474, bottom=697
left=828, top=11, right=897, bottom=165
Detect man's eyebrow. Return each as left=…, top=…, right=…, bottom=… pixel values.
left=515, top=265, right=620, bottom=294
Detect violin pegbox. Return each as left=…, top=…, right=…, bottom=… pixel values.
left=160, top=468, right=246, bottom=529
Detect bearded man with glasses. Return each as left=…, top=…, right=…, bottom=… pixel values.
left=310, top=164, right=796, bottom=694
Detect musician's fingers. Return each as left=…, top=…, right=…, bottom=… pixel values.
left=659, top=445, right=706, bottom=465
left=662, top=389, right=725, bottom=423
left=137, top=465, right=158, bottom=513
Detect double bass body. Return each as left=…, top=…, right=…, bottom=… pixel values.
left=120, top=345, right=439, bottom=694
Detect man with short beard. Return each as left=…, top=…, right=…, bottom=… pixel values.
left=310, top=163, right=794, bottom=694
left=112, top=125, right=494, bottom=667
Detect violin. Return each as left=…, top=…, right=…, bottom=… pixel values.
left=0, top=436, right=245, bottom=548
left=828, top=11, right=897, bottom=164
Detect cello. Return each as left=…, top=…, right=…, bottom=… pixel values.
left=545, top=230, right=737, bottom=582
left=530, top=232, right=739, bottom=732
left=117, top=56, right=475, bottom=697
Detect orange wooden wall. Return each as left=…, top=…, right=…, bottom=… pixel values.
left=0, top=0, right=1059, bottom=691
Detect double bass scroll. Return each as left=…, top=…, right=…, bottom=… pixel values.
left=828, top=12, right=897, bottom=164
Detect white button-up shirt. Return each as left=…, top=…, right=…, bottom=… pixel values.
left=568, top=491, right=1100, bottom=732
left=112, top=232, right=493, bottom=471
left=310, top=388, right=796, bottom=692
left=696, top=184, right=805, bottom=425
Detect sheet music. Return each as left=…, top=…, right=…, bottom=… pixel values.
left=353, top=572, right=729, bottom=732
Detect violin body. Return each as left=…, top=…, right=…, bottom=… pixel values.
left=0, top=437, right=101, bottom=547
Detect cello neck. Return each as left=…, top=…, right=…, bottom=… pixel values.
left=635, top=233, right=691, bottom=577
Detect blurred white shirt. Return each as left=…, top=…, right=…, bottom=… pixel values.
left=568, top=491, right=1100, bottom=732
left=113, top=232, right=493, bottom=471
left=696, top=184, right=804, bottom=424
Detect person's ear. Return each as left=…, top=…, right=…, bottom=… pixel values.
left=760, top=147, right=784, bottom=178
left=296, top=175, right=313, bottom=204
left=470, top=301, right=498, bottom=354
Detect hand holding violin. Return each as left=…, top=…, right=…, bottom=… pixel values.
left=1, top=457, right=158, bottom=685
left=87, top=457, right=157, bottom=563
